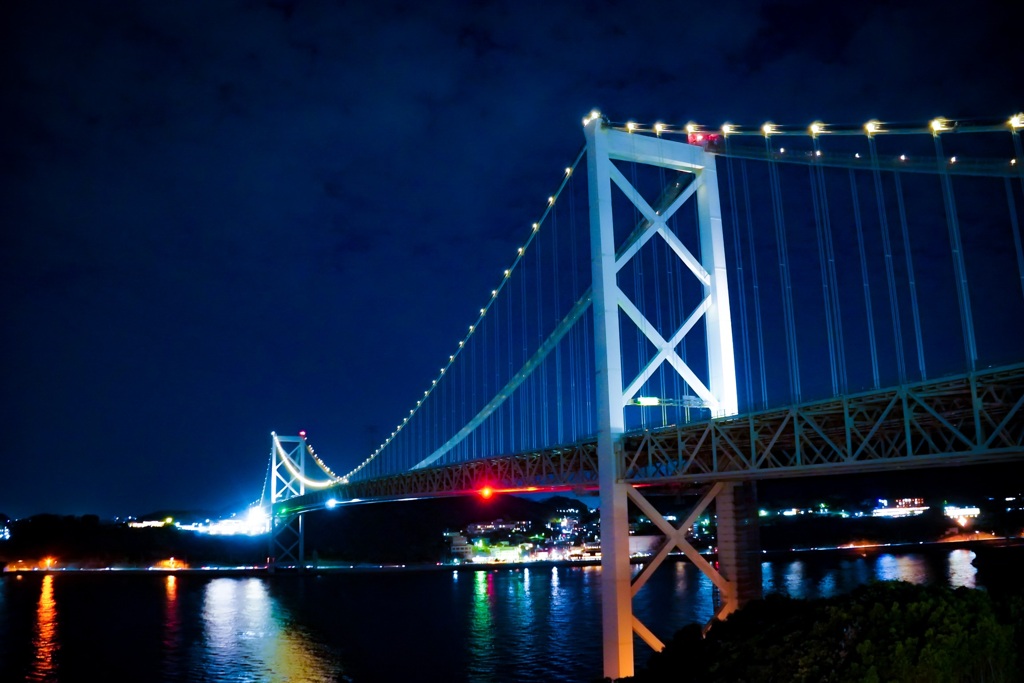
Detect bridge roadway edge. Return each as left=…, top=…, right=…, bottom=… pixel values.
left=274, top=362, right=1024, bottom=516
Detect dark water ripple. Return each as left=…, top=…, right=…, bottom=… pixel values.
left=0, top=547, right=1008, bottom=683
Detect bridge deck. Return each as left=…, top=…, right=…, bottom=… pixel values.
left=275, top=364, right=1024, bottom=515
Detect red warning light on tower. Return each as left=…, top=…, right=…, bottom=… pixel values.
left=687, top=131, right=722, bottom=150
left=298, top=430, right=307, bottom=438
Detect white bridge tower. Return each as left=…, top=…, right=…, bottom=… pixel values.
left=585, top=114, right=748, bottom=678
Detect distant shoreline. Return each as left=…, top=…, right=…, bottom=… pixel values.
left=4, top=536, right=1020, bottom=577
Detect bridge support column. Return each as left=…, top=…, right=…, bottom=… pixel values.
left=584, top=114, right=740, bottom=679
left=269, top=433, right=311, bottom=569
left=714, top=482, right=761, bottom=620
left=599, top=468, right=634, bottom=678
left=588, top=112, right=634, bottom=680
left=269, top=512, right=304, bottom=569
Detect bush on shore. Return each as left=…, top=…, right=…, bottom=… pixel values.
left=618, top=581, right=1019, bottom=683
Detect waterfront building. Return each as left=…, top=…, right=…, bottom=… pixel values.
left=466, top=519, right=529, bottom=536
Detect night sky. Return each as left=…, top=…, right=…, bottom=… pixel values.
left=2, top=1, right=1021, bottom=519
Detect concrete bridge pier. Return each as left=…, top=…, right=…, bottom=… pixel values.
left=713, top=481, right=762, bottom=620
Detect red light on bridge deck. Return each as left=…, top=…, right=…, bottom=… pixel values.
left=480, top=486, right=494, bottom=500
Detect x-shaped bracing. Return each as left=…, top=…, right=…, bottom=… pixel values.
left=625, top=483, right=734, bottom=652
left=606, top=162, right=720, bottom=413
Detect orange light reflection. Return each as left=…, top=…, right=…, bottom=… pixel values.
left=164, top=574, right=182, bottom=674
left=166, top=574, right=178, bottom=602
left=32, top=574, right=59, bottom=680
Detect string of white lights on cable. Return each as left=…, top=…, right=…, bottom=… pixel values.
left=273, top=435, right=338, bottom=488
left=305, top=442, right=340, bottom=480
left=586, top=111, right=1024, bottom=138
left=584, top=111, right=1024, bottom=169
left=339, top=146, right=587, bottom=483
left=337, top=111, right=1023, bottom=484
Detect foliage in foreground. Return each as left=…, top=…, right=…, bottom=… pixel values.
left=624, top=581, right=1020, bottom=683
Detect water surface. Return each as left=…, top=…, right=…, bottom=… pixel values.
left=0, top=546, right=1007, bottom=682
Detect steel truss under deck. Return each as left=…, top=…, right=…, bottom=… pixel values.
left=275, top=442, right=601, bottom=514
left=279, top=363, right=1024, bottom=512
left=623, top=362, right=1024, bottom=483
left=271, top=368, right=1024, bottom=674
left=272, top=363, right=1024, bottom=676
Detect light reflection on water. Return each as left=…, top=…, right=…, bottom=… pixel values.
left=468, top=571, right=495, bottom=679
left=461, top=561, right=720, bottom=681
left=818, top=572, right=836, bottom=596
left=875, top=553, right=932, bottom=584
left=30, top=574, right=57, bottom=683
left=632, top=557, right=714, bottom=629
left=163, top=575, right=182, bottom=680
left=768, top=551, right=958, bottom=601
left=462, top=565, right=607, bottom=682
left=198, top=577, right=341, bottom=683
left=784, top=560, right=807, bottom=598
left=948, top=549, right=977, bottom=588
left=1, top=547, right=1011, bottom=683
left=762, top=560, right=776, bottom=594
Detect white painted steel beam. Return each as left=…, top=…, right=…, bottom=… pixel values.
left=587, top=118, right=738, bottom=680
left=697, top=158, right=738, bottom=416
left=277, top=364, right=1024, bottom=513
left=626, top=484, right=731, bottom=593
left=599, top=124, right=738, bottom=418
left=586, top=116, right=635, bottom=681
left=269, top=434, right=308, bottom=567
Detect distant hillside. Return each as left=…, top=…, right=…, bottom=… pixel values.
left=135, top=506, right=246, bottom=524
left=302, top=493, right=588, bottom=564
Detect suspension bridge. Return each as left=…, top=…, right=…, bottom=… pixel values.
left=258, top=112, right=1024, bottom=679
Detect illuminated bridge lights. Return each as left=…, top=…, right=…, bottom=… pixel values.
left=477, top=485, right=541, bottom=500
left=632, top=395, right=709, bottom=409
left=336, top=139, right=588, bottom=485
left=271, top=118, right=1023, bottom=518
left=274, top=436, right=338, bottom=489
left=265, top=366, right=1022, bottom=515
left=586, top=115, right=1024, bottom=140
